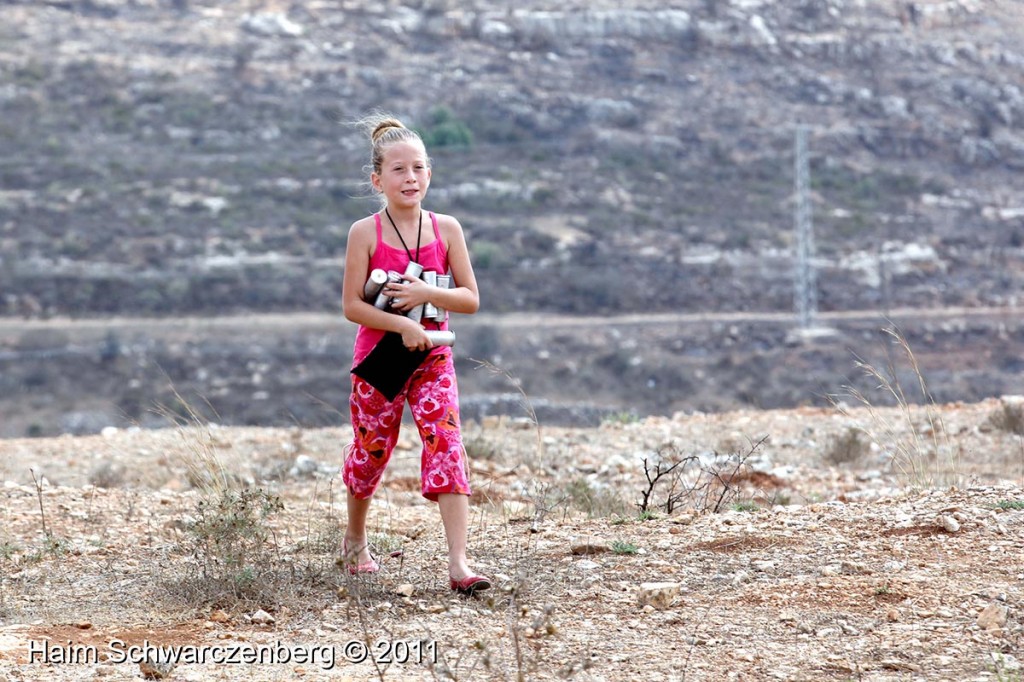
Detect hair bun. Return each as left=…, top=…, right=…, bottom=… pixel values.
left=371, top=118, right=405, bottom=143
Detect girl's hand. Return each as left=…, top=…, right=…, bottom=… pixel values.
left=399, top=319, right=432, bottom=351
left=386, top=275, right=430, bottom=313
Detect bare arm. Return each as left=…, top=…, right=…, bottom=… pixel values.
left=383, top=214, right=480, bottom=316
left=434, top=215, right=480, bottom=314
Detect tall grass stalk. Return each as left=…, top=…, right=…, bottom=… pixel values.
left=152, top=387, right=289, bottom=607
left=835, top=325, right=962, bottom=489
left=152, top=386, right=232, bottom=495
left=471, top=359, right=543, bottom=469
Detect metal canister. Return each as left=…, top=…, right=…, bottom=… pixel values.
left=422, top=270, right=438, bottom=320
left=425, top=330, right=456, bottom=347
left=406, top=303, right=424, bottom=323
left=402, top=261, right=424, bottom=280
left=433, top=274, right=451, bottom=321
left=362, top=268, right=388, bottom=302
left=373, top=271, right=403, bottom=310
left=402, top=261, right=425, bottom=322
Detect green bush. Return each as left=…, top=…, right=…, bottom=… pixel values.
left=470, top=240, right=512, bottom=269
left=418, top=107, right=473, bottom=149
left=611, top=540, right=639, bottom=555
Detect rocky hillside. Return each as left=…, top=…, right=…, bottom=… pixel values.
left=3, top=0, right=1024, bottom=436
left=2, top=0, right=1024, bottom=317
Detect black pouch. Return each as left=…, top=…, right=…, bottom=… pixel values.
left=351, top=332, right=430, bottom=401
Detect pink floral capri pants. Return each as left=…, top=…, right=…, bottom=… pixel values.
left=343, top=351, right=472, bottom=501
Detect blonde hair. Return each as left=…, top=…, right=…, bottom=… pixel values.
left=362, top=114, right=429, bottom=176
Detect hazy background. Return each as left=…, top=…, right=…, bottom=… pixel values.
left=2, top=0, right=1023, bottom=437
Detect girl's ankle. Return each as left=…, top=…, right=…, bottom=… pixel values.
left=448, top=562, right=472, bottom=579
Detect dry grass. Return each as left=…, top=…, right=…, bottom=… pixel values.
left=987, top=400, right=1024, bottom=436
left=149, top=389, right=346, bottom=613
left=833, top=325, right=963, bottom=489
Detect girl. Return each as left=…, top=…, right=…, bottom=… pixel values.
left=339, top=115, right=491, bottom=596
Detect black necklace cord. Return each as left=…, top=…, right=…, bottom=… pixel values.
left=385, top=208, right=423, bottom=265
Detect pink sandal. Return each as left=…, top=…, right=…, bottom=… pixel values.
left=450, top=574, right=491, bottom=596
left=340, top=539, right=380, bottom=575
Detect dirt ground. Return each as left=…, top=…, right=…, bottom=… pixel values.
left=0, top=398, right=1022, bottom=681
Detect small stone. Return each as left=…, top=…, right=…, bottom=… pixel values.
left=75, top=621, right=93, bottom=630
left=139, top=655, right=175, bottom=679
left=210, top=609, right=230, bottom=623
left=886, top=608, right=901, bottom=622
left=250, top=609, right=275, bottom=625
left=394, top=583, right=415, bottom=597
left=823, top=657, right=855, bottom=673
left=638, top=582, right=681, bottom=609
left=570, top=541, right=610, bottom=556
left=289, top=454, right=319, bottom=477
left=938, top=515, right=960, bottom=533
left=977, top=602, right=1008, bottom=631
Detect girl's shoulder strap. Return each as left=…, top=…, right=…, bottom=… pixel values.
left=373, top=212, right=384, bottom=244
left=429, top=211, right=442, bottom=241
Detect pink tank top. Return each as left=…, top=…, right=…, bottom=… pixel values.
left=352, top=211, right=451, bottom=365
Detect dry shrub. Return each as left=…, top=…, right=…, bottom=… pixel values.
left=825, top=427, right=870, bottom=466
left=154, top=391, right=342, bottom=611
left=88, top=460, right=126, bottom=488
left=987, top=399, right=1024, bottom=436
left=637, top=437, right=770, bottom=515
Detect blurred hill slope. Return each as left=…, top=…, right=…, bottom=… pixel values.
left=1, top=0, right=1024, bottom=317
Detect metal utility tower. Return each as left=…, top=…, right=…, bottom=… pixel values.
left=794, top=125, right=817, bottom=329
